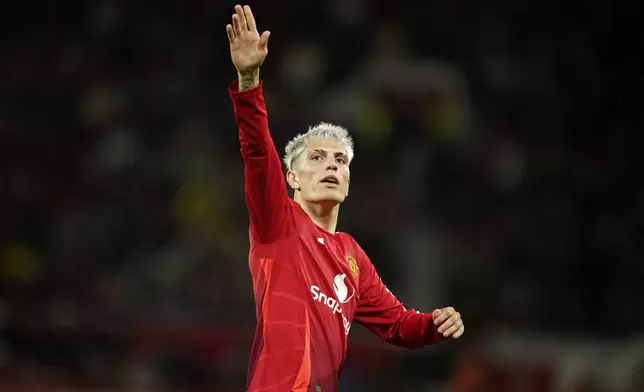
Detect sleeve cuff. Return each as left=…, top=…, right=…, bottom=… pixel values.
left=427, top=314, right=448, bottom=344
left=228, top=79, right=263, bottom=98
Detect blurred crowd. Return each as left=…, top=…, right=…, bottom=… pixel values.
left=1, top=0, right=643, bottom=390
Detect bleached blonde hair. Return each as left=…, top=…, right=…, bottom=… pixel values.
left=283, top=122, right=354, bottom=171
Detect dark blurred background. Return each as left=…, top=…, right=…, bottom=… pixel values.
left=2, top=0, right=644, bottom=391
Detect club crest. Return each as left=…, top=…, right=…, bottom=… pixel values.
left=345, top=255, right=359, bottom=278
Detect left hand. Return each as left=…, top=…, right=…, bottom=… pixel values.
left=433, top=306, right=464, bottom=339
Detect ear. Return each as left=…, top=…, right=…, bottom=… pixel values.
left=286, top=170, right=300, bottom=191
left=346, top=176, right=350, bottom=197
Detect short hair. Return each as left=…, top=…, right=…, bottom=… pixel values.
left=283, top=122, right=354, bottom=171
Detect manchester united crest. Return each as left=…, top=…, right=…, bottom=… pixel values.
left=346, top=255, right=359, bottom=277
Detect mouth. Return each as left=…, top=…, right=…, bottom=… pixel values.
left=320, top=175, right=340, bottom=186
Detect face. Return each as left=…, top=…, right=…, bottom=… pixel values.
left=287, top=139, right=351, bottom=204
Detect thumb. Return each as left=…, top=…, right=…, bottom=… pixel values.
left=259, top=30, right=271, bottom=49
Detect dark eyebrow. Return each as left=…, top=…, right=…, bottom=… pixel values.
left=310, top=149, right=347, bottom=157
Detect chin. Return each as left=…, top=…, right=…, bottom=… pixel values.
left=313, top=191, right=345, bottom=204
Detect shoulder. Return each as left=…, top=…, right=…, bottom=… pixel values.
left=336, top=233, right=377, bottom=286
left=336, top=232, right=358, bottom=247
left=336, top=232, right=369, bottom=262
left=288, top=198, right=308, bottom=221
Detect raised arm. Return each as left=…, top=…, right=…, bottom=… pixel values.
left=353, top=246, right=464, bottom=349
left=227, top=5, right=291, bottom=243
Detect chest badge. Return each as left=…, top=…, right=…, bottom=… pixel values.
left=345, top=255, right=359, bottom=278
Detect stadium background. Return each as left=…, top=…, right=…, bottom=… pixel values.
left=1, top=0, right=643, bottom=391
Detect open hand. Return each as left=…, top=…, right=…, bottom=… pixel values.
left=226, top=5, right=270, bottom=75
left=433, top=306, right=464, bottom=339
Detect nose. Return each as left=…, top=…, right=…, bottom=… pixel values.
left=326, top=157, right=338, bottom=171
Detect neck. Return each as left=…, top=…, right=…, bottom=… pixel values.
left=294, top=193, right=340, bottom=233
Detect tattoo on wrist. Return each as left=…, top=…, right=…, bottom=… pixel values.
left=238, top=70, right=260, bottom=91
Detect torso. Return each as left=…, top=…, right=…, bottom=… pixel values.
left=246, top=199, right=362, bottom=391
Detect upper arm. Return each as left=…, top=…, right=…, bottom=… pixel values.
left=354, top=250, right=406, bottom=329
left=230, top=81, right=292, bottom=243
left=243, top=142, right=292, bottom=243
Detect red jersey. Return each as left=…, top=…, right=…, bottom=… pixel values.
left=230, top=81, right=444, bottom=392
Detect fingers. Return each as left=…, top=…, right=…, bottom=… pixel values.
left=433, top=306, right=454, bottom=326
left=232, top=14, right=242, bottom=36
left=439, top=317, right=463, bottom=338
left=226, top=24, right=236, bottom=43
left=437, top=311, right=459, bottom=334
left=230, top=5, right=263, bottom=45
left=244, top=5, right=257, bottom=32
left=259, top=30, right=271, bottom=49
left=235, top=5, right=248, bottom=32
left=453, top=325, right=465, bottom=339
left=433, top=306, right=464, bottom=339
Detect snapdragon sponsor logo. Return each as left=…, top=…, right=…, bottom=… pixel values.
left=310, top=274, right=354, bottom=335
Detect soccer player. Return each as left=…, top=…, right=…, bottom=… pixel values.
left=226, top=5, right=464, bottom=391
